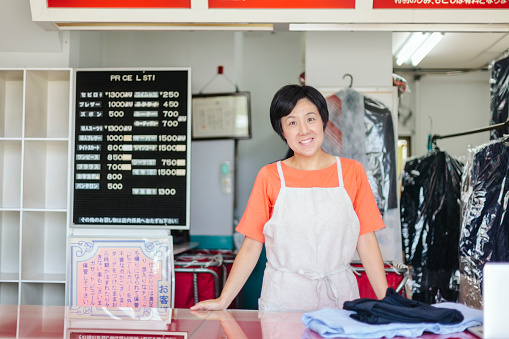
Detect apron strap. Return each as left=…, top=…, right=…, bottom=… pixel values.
left=276, top=161, right=286, bottom=188
left=267, top=261, right=351, bottom=307
left=297, top=267, right=351, bottom=307
left=335, top=157, right=345, bottom=188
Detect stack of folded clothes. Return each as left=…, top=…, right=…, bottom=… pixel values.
left=302, top=288, right=483, bottom=338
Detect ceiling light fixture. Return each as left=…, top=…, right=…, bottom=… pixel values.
left=410, top=32, right=444, bottom=66
left=395, top=32, right=444, bottom=67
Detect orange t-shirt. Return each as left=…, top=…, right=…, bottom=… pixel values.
left=235, top=158, right=385, bottom=243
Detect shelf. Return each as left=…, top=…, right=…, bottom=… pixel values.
left=0, top=283, right=18, bottom=305
left=0, top=68, right=72, bottom=307
left=20, top=274, right=66, bottom=283
left=20, top=282, right=65, bottom=306
left=0, top=273, right=19, bottom=281
left=24, top=70, right=70, bottom=139
left=23, top=137, right=69, bottom=141
left=21, top=208, right=67, bottom=213
left=22, top=140, right=69, bottom=209
left=21, top=211, right=66, bottom=281
left=0, top=70, right=23, bottom=138
left=0, top=141, right=22, bottom=209
left=0, top=211, right=20, bottom=278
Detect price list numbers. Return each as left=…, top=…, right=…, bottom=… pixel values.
left=73, top=70, right=190, bottom=227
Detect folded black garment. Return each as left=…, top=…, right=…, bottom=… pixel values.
left=343, top=288, right=464, bottom=325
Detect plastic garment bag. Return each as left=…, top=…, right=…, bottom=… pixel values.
left=364, top=96, right=398, bottom=214
left=458, top=136, right=509, bottom=309
left=490, top=56, right=509, bottom=140
left=322, top=90, right=397, bottom=216
left=323, top=89, right=368, bottom=169
left=400, top=150, right=464, bottom=303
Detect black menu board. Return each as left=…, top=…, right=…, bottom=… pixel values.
left=72, top=69, right=191, bottom=229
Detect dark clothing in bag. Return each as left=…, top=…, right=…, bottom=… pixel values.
left=343, top=288, right=464, bottom=325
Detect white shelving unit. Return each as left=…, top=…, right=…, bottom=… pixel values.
left=0, top=68, right=72, bottom=306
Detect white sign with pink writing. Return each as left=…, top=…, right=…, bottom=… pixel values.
left=70, top=238, right=174, bottom=308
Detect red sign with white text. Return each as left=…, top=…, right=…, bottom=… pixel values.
left=373, top=0, right=509, bottom=8
left=208, top=0, right=355, bottom=8
left=47, top=0, right=190, bottom=8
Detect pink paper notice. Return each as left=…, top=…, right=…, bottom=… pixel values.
left=77, top=247, right=164, bottom=308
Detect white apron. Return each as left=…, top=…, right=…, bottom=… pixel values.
left=258, top=157, right=360, bottom=311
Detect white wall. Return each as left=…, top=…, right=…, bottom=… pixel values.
left=69, top=31, right=103, bottom=68
left=305, top=31, right=393, bottom=88
left=0, top=0, right=69, bottom=67
left=94, top=31, right=239, bottom=93
left=400, top=71, right=492, bottom=159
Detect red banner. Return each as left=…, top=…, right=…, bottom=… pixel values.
left=208, top=0, right=355, bottom=8
left=373, top=0, right=509, bottom=8
left=47, top=0, right=191, bottom=8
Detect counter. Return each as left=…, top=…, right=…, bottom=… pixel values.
left=0, top=305, right=479, bottom=339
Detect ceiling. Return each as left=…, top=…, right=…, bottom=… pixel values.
left=392, top=31, right=509, bottom=73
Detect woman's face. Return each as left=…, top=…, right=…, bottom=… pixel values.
left=281, top=98, right=324, bottom=158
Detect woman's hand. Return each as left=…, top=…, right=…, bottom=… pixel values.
left=190, top=298, right=228, bottom=311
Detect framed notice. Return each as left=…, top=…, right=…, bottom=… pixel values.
left=192, top=92, right=252, bottom=140
left=72, top=68, right=191, bottom=229
left=69, top=237, right=174, bottom=309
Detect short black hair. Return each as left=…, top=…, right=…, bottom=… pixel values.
left=269, top=84, right=329, bottom=141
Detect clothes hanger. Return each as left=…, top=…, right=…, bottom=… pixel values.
left=343, top=73, right=353, bottom=88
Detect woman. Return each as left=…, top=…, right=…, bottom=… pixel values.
left=191, top=84, right=388, bottom=312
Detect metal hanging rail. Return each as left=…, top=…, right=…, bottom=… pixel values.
left=431, top=118, right=509, bottom=145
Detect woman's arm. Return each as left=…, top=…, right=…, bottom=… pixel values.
left=190, top=236, right=263, bottom=310
left=356, top=231, right=388, bottom=299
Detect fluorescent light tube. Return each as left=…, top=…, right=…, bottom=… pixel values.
left=410, top=32, right=444, bottom=66
left=395, top=32, right=429, bottom=66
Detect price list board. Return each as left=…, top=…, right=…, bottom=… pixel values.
left=72, top=69, right=191, bottom=228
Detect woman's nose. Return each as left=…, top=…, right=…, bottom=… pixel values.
left=298, top=123, right=309, bottom=134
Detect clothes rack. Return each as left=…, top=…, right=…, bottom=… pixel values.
left=430, top=118, right=509, bottom=148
